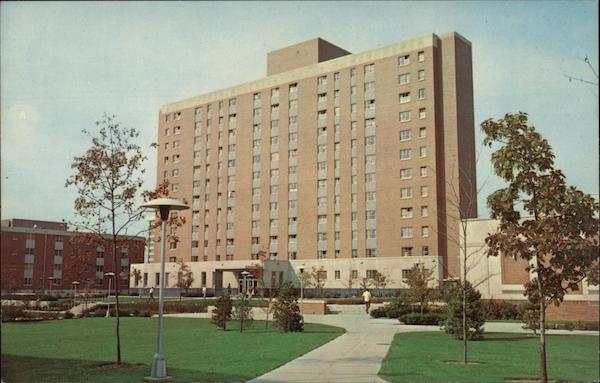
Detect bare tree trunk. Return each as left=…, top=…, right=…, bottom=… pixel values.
left=113, top=236, right=122, bottom=365
left=538, top=280, right=548, bottom=383
left=463, top=222, right=468, bottom=365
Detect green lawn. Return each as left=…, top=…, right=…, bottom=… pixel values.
left=379, top=332, right=599, bottom=383
left=1, top=317, right=344, bottom=383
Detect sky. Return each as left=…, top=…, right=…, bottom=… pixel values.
left=1, top=1, right=598, bottom=227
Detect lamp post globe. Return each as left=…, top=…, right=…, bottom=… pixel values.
left=141, top=198, right=189, bottom=382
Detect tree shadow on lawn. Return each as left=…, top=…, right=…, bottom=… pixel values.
left=1, top=354, right=249, bottom=383
left=480, top=335, right=531, bottom=342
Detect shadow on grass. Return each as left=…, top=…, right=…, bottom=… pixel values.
left=1, top=354, right=249, bottom=383
left=480, top=335, right=531, bottom=342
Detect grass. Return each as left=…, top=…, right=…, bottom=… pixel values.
left=1, top=317, right=344, bottom=383
left=379, top=332, right=599, bottom=383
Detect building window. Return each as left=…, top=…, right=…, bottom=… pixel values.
left=401, top=207, right=413, bottom=218
left=420, top=146, right=427, bottom=158
left=366, top=191, right=376, bottom=201
left=422, top=246, right=429, bottom=256
left=366, top=230, right=376, bottom=239
left=364, top=63, right=375, bottom=73
left=400, top=168, right=412, bottom=180
left=400, top=187, right=413, bottom=199
left=399, top=92, right=410, bottom=103
left=398, top=55, right=410, bottom=66
left=421, top=185, right=429, bottom=197
left=418, top=88, right=426, bottom=99
left=419, top=108, right=427, bottom=119
left=165, top=128, right=170, bottom=136
left=418, top=51, right=425, bottom=62
left=400, top=111, right=411, bottom=122
left=400, top=148, right=412, bottom=160
left=399, top=129, right=411, bottom=141
left=401, top=227, right=413, bottom=238
left=402, top=247, right=413, bottom=257
left=421, top=226, right=430, bottom=237
left=399, top=73, right=410, bottom=85
left=419, top=127, right=427, bottom=138
left=418, top=70, right=425, bottom=81
left=366, top=249, right=376, bottom=258
left=421, top=206, right=429, bottom=217
left=174, top=126, right=181, bottom=134
left=366, top=210, right=376, bottom=220
left=420, top=166, right=428, bottom=177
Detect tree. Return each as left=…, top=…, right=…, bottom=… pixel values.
left=341, top=268, right=358, bottom=297
left=370, top=270, right=392, bottom=297
left=65, top=114, right=147, bottom=365
left=232, top=293, right=253, bottom=332
left=442, top=281, right=485, bottom=341
left=175, top=260, right=194, bottom=299
left=405, top=264, right=437, bottom=315
left=272, top=282, right=303, bottom=332
left=308, top=266, right=327, bottom=297
left=248, top=249, right=273, bottom=328
left=482, top=112, right=599, bottom=383
left=131, top=268, right=142, bottom=296
left=211, top=295, right=233, bottom=331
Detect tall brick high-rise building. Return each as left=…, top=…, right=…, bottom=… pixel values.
left=136, top=32, right=477, bottom=292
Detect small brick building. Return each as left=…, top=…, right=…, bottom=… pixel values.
left=1, top=218, right=145, bottom=293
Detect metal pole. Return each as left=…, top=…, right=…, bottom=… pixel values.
left=149, top=219, right=169, bottom=379
left=42, top=230, right=47, bottom=291
left=300, top=272, right=304, bottom=315
left=105, top=277, right=112, bottom=318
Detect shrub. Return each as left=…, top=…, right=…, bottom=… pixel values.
left=521, top=297, right=540, bottom=335
left=399, top=312, right=444, bottom=325
left=211, top=295, right=232, bottom=331
left=442, top=281, right=485, bottom=340
left=273, top=282, right=303, bottom=332
left=1, top=305, right=25, bottom=322
left=481, top=300, right=524, bottom=320
left=232, top=294, right=253, bottom=332
left=63, top=311, right=74, bottom=319
left=370, top=307, right=388, bottom=318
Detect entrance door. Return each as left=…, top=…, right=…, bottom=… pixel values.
left=213, top=271, right=223, bottom=293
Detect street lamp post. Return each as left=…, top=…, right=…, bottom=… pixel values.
left=104, top=272, right=115, bottom=317
left=241, top=270, right=250, bottom=296
left=48, top=277, right=55, bottom=296
left=297, top=265, right=305, bottom=319
left=72, top=281, right=80, bottom=308
left=141, top=198, right=189, bottom=382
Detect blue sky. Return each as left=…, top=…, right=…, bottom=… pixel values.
left=1, top=1, right=598, bottom=225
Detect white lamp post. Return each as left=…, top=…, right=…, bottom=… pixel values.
left=141, top=198, right=189, bottom=382
left=104, top=272, right=115, bottom=317
left=72, top=281, right=80, bottom=308
left=297, top=265, right=305, bottom=318
left=241, top=270, right=250, bottom=296
left=48, top=277, right=55, bottom=296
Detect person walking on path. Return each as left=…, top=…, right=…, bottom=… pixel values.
left=202, top=285, right=207, bottom=299
left=362, top=289, right=372, bottom=314
left=148, top=286, right=155, bottom=302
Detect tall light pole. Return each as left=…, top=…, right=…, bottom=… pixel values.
left=297, top=265, right=305, bottom=319
left=48, top=277, right=54, bottom=296
left=241, top=270, right=250, bottom=296
left=104, top=272, right=115, bottom=317
left=72, top=281, right=80, bottom=308
left=141, top=198, right=189, bottom=382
